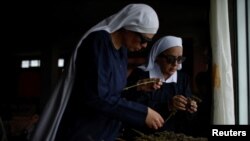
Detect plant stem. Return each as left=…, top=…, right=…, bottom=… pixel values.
left=123, top=80, right=157, bottom=90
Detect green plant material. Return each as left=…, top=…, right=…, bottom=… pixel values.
left=164, top=109, right=177, bottom=123
left=133, top=131, right=208, bottom=141
left=123, top=80, right=158, bottom=90
left=190, top=95, right=202, bottom=103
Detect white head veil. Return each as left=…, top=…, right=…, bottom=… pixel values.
left=73, top=3, right=159, bottom=61
left=31, top=4, right=159, bottom=141
left=140, top=35, right=183, bottom=71
left=139, top=36, right=183, bottom=82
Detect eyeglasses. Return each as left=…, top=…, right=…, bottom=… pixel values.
left=134, top=32, right=152, bottom=44
left=158, top=54, right=186, bottom=65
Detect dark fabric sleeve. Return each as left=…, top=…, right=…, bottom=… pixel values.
left=74, top=31, right=148, bottom=127
left=176, top=71, right=192, bottom=98
left=173, top=71, right=197, bottom=135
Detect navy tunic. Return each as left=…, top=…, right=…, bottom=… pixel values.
left=122, top=67, right=196, bottom=138
left=55, top=31, right=147, bottom=141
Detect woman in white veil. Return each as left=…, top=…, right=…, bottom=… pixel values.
left=122, top=36, right=198, bottom=139
left=31, top=3, right=164, bottom=141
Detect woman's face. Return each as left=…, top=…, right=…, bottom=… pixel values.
left=123, top=30, right=154, bottom=52
left=156, top=47, right=184, bottom=77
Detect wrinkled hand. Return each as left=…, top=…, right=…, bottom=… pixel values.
left=145, top=107, right=164, bottom=130
left=171, top=95, right=197, bottom=113
left=137, top=78, right=162, bottom=92
left=186, top=98, right=198, bottom=113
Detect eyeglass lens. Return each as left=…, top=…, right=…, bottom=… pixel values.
left=160, top=54, right=186, bottom=64
left=134, top=32, right=152, bottom=44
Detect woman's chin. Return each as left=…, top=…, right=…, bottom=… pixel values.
left=169, top=70, right=176, bottom=75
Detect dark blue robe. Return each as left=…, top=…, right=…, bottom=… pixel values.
left=53, top=31, right=148, bottom=141
left=122, top=67, right=196, bottom=139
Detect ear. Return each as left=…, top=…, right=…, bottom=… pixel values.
left=177, top=64, right=182, bottom=70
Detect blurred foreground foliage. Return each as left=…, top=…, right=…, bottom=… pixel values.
left=117, top=130, right=208, bottom=141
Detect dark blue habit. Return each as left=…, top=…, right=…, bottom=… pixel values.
left=54, top=31, right=148, bottom=141
left=122, top=67, right=196, bottom=139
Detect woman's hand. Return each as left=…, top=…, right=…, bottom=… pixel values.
left=145, top=107, right=164, bottom=130
left=137, top=78, right=162, bottom=92
left=171, top=95, right=198, bottom=113
left=171, top=95, right=188, bottom=111
left=186, top=99, right=198, bottom=113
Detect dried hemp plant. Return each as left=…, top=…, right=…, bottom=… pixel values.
left=123, top=78, right=160, bottom=91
